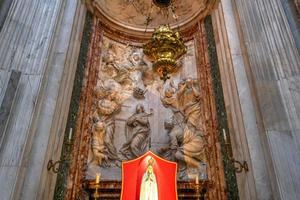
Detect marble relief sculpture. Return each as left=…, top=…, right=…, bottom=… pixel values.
left=120, top=104, right=152, bottom=160
left=159, top=79, right=207, bottom=178
left=133, top=87, right=147, bottom=99
left=101, top=50, right=133, bottom=90
left=89, top=38, right=156, bottom=171
left=88, top=37, right=209, bottom=181
left=101, top=42, right=153, bottom=90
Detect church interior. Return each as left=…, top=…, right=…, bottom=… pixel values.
left=0, top=0, right=300, bottom=199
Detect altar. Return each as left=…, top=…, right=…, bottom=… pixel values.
left=121, top=151, right=177, bottom=200
left=86, top=151, right=212, bottom=200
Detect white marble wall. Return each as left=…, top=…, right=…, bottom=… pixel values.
left=0, top=0, right=86, bottom=199
left=214, top=0, right=300, bottom=199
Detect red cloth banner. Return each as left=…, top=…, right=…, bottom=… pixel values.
left=121, top=151, right=178, bottom=200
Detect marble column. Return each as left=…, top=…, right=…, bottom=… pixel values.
left=235, top=0, right=300, bottom=199
left=212, top=1, right=273, bottom=199
left=280, top=0, right=300, bottom=53
left=214, top=0, right=300, bottom=199
left=0, top=70, right=21, bottom=145
left=0, top=0, right=13, bottom=30
left=0, top=0, right=86, bottom=199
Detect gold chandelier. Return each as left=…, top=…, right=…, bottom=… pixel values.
left=142, top=0, right=187, bottom=81
left=143, top=25, right=186, bottom=81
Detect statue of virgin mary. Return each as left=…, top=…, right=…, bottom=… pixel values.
left=139, top=158, right=158, bottom=200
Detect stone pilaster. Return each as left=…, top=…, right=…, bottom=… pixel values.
left=229, top=0, right=300, bottom=199
left=212, top=0, right=273, bottom=199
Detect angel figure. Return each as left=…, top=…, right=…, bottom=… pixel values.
left=91, top=121, right=107, bottom=166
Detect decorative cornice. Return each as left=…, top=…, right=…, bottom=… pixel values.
left=84, top=0, right=219, bottom=42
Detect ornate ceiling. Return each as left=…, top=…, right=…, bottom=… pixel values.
left=85, top=0, right=218, bottom=40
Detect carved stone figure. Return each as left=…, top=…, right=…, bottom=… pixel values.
left=91, top=91, right=121, bottom=167
left=159, top=79, right=207, bottom=178
left=91, top=122, right=107, bottom=166
left=160, top=85, right=185, bottom=152
left=120, top=104, right=152, bottom=160
left=177, top=79, right=202, bottom=129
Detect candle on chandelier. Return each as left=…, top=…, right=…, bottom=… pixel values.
left=68, top=128, right=73, bottom=141
left=195, top=174, right=199, bottom=184
left=95, top=173, right=101, bottom=184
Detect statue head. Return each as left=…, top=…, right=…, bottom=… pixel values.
left=186, top=78, right=193, bottom=88
left=105, top=52, right=115, bottom=63
left=94, top=121, right=105, bottom=132
left=146, top=157, right=155, bottom=175
left=136, top=104, right=145, bottom=113
left=178, top=80, right=186, bottom=89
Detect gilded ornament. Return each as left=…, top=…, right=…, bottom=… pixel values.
left=143, top=25, right=187, bottom=81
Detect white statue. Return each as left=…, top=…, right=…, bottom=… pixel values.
left=139, top=158, right=158, bottom=200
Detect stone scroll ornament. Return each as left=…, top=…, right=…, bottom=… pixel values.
left=159, top=78, right=208, bottom=179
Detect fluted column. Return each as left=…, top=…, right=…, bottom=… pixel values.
left=212, top=0, right=273, bottom=199
left=295, top=0, right=300, bottom=16
left=0, top=0, right=86, bottom=199
left=232, top=0, right=300, bottom=199
left=0, top=0, right=13, bottom=30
